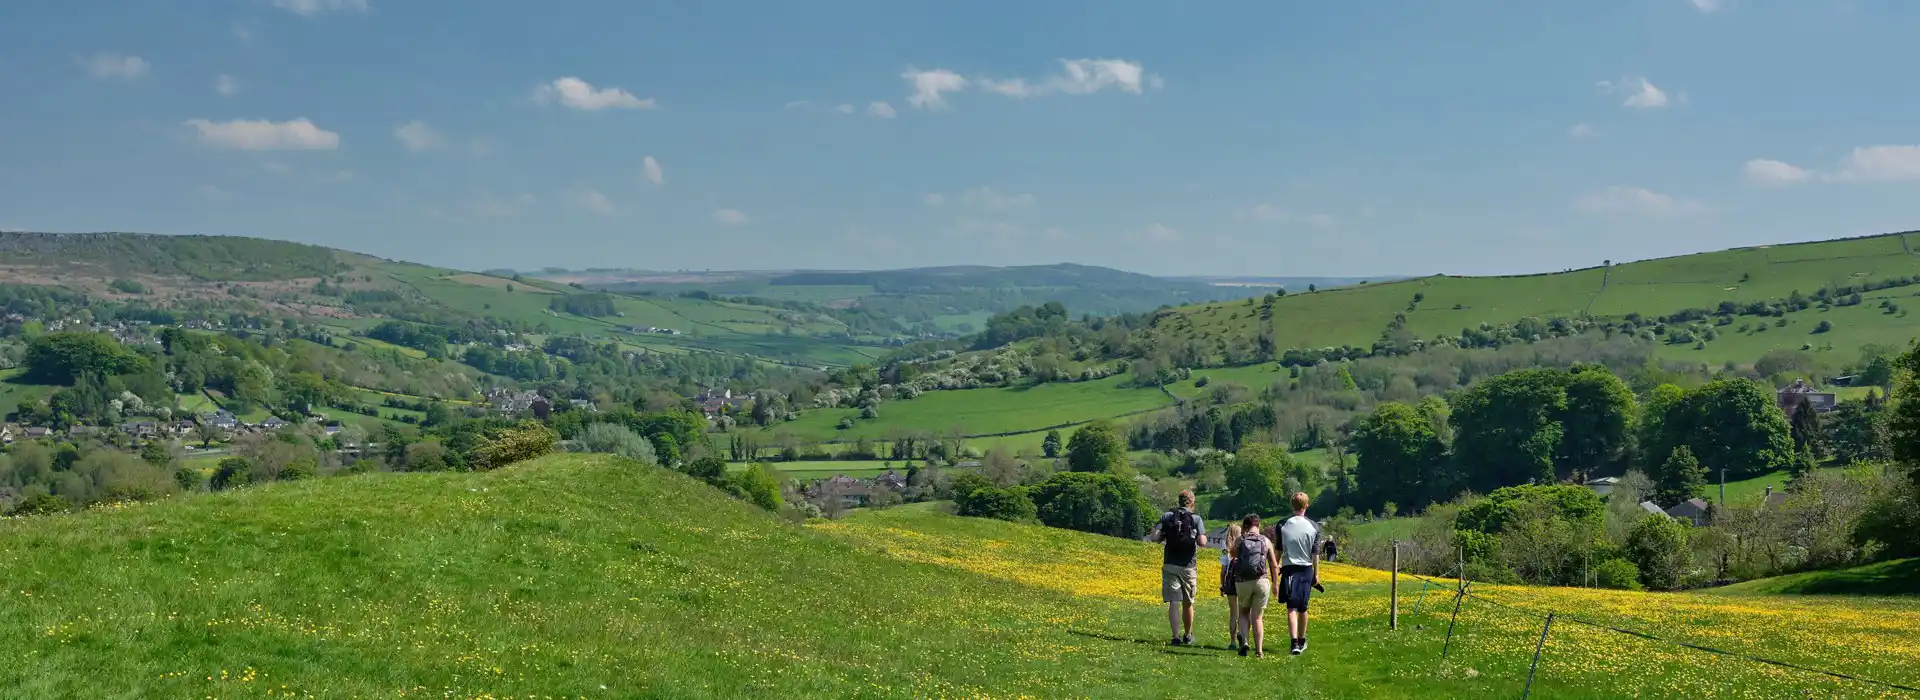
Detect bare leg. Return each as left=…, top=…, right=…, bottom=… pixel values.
left=1181, top=602, right=1195, bottom=638
left=1167, top=603, right=1180, bottom=640
left=1287, top=609, right=1302, bottom=641
left=1251, top=612, right=1266, bottom=657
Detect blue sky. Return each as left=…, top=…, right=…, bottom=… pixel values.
left=3, top=0, right=1918, bottom=277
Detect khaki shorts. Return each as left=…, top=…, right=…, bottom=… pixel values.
left=1235, top=577, right=1271, bottom=615
left=1161, top=564, right=1199, bottom=604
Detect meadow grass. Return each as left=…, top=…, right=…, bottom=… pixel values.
left=1708, top=558, right=1919, bottom=597
left=0, top=455, right=1911, bottom=697
left=764, top=373, right=1176, bottom=442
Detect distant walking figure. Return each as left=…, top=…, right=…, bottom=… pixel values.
left=1231, top=514, right=1281, bottom=658
left=1219, top=523, right=1245, bottom=650
left=1322, top=537, right=1338, bottom=563
left=1278, top=492, right=1321, bottom=655
left=1149, top=490, right=1207, bottom=646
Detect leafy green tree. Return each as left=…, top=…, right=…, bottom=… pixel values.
left=1787, top=394, right=1825, bottom=458
left=1065, top=420, right=1128, bottom=474
left=685, top=455, right=727, bottom=483
left=956, top=485, right=1036, bottom=522
left=1041, top=430, right=1062, bottom=459
left=723, top=463, right=783, bottom=511
left=1351, top=402, right=1447, bottom=512
left=1208, top=443, right=1294, bottom=520
left=1652, top=446, right=1705, bottom=507
left=1636, top=383, right=1687, bottom=468
left=470, top=421, right=559, bottom=470
left=650, top=433, right=681, bottom=468
left=1556, top=365, right=1636, bottom=483
left=1625, top=513, right=1691, bottom=590
left=1450, top=368, right=1566, bottom=493
left=210, top=457, right=255, bottom=490
left=1655, top=379, right=1794, bottom=481
left=1827, top=392, right=1891, bottom=464
left=6, top=493, right=70, bottom=516
left=579, top=423, right=658, bottom=465
left=22, top=332, right=148, bottom=384
left=139, top=441, right=173, bottom=469
left=1593, top=559, right=1643, bottom=591
left=1028, top=471, right=1154, bottom=538
left=421, top=402, right=454, bottom=428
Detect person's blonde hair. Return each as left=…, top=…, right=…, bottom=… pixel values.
left=1225, top=523, right=1243, bottom=553
left=1291, top=491, right=1311, bottom=513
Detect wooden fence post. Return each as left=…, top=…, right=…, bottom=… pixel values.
left=1440, top=584, right=1467, bottom=661
left=1521, top=613, right=1555, bottom=700
left=1390, top=540, right=1399, bottom=630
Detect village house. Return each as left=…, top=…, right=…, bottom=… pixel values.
left=1666, top=498, right=1712, bottom=527
left=1777, top=379, right=1837, bottom=418
left=1584, top=476, right=1621, bottom=496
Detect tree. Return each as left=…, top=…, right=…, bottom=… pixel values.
left=1451, top=368, right=1566, bottom=493
left=1351, top=402, right=1447, bottom=512
left=1653, top=379, right=1794, bottom=481
left=6, top=493, right=70, bottom=516
left=421, top=402, right=454, bottom=428
left=1652, top=446, right=1706, bottom=507
left=22, top=332, right=148, bottom=384
left=981, top=446, right=1024, bottom=487
left=650, top=433, right=681, bottom=467
left=723, top=463, right=783, bottom=511
left=1635, top=383, right=1687, bottom=469
left=1065, top=421, right=1128, bottom=474
left=470, top=421, right=559, bottom=470
left=1042, top=430, right=1063, bottom=459
left=138, top=441, right=173, bottom=469
left=956, top=485, right=1036, bottom=522
left=1028, top=471, right=1154, bottom=538
left=579, top=423, right=659, bottom=465
left=1827, top=392, right=1891, bottom=464
left=1787, top=394, right=1825, bottom=458
left=1625, top=513, right=1691, bottom=590
left=1209, top=443, right=1294, bottom=520
left=1556, top=366, right=1636, bottom=483
left=210, top=457, right=255, bottom=490
left=685, top=455, right=727, bottom=483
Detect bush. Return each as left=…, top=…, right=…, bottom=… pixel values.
left=1028, top=471, right=1154, bottom=538
left=211, top=457, right=255, bottom=490
left=1626, top=514, right=1691, bottom=590
left=6, top=493, right=70, bottom=516
left=956, top=486, right=1036, bottom=523
left=1594, top=558, right=1644, bottom=591
left=471, top=421, right=559, bottom=470
left=1813, top=320, right=1833, bottom=334
left=579, top=423, right=659, bottom=465
left=724, top=463, right=784, bottom=511
left=685, top=455, right=728, bottom=483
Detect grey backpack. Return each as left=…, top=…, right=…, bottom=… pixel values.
left=1233, top=532, right=1270, bottom=582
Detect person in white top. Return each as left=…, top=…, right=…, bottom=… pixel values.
left=1276, top=492, right=1321, bottom=655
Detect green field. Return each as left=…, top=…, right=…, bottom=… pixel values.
left=0, top=455, right=1911, bottom=696
left=1165, top=231, right=1920, bottom=367
left=1709, top=558, right=1920, bottom=597
left=0, top=368, right=56, bottom=421
left=762, top=374, right=1176, bottom=442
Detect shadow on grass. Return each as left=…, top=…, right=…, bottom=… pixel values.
left=1065, top=629, right=1225, bottom=657
left=1764, top=559, right=1920, bottom=596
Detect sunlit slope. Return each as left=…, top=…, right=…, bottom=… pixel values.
left=1173, top=231, right=1920, bottom=360
left=0, top=455, right=1912, bottom=697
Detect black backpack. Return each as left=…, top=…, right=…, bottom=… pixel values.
left=1163, top=508, right=1198, bottom=546
left=1234, top=532, right=1271, bottom=581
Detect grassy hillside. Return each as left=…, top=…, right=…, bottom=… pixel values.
left=0, top=231, right=347, bottom=281
left=1165, top=230, right=1920, bottom=367
left=1708, top=558, right=1920, bottom=597
left=763, top=373, right=1176, bottom=442
left=0, top=454, right=1913, bottom=697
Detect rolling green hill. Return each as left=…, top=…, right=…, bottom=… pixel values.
left=0, top=454, right=1912, bottom=697
left=1163, top=230, right=1920, bottom=367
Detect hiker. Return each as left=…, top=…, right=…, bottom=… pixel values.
left=1278, top=492, right=1321, bottom=656
left=1219, top=522, right=1245, bottom=650
left=1231, top=513, right=1280, bottom=658
left=1148, top=490, right=1207, bottom=646
left=1322, top=537, right=1338, bottom=563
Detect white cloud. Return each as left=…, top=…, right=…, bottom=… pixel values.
left=534, top=77, right=656, bottom=111
left=273, top=0, right=370, bottom=16
left=569, top=188, right=619, bottom=216
left=959, top=186, right=1036, bottom=212
left=184, top=118, right=340, bottom=151
left=1690, top=0, right=1722, bottom=12
left=80, top=53, right=148, bottom=81
left=1569, top=123, right=1597, bottom=138
left=783, top=100, right=813, bottom=112
left=714, top=209, right=750, bottom=226
left=834, top=104, right=855, bottom=115
left=1597, top=76, right=1669, bottom=109
left=867, top=101, right=897, bottom=119
left=923, top=193, right=945, bottom=206
left=214, top=74, right=241, bottom=96
left=642, top=156, right=664, bottom=186
left=1237, top=204, right=1334, bottom=228
left=979, top=58, right=1158, bottom=100
left=903, top=68, right=968, bottom=110
left=1743, top=158, right=1811, bottom=186
left=232, top=22, right=256, bottom=44
left=1573, top=186, right=1706, bottom=217
left=1832, top=145, right=1920, bottom=182
left=394, top=120, right=445, bottom=152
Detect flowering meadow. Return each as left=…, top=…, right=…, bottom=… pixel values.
left=0, top=455, right=1911, bottom=698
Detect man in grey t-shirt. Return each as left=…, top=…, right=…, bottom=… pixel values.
left=1276, top=491, right=1320, bottom=655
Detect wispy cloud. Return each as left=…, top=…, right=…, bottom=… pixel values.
left=80, top=53, right=148, bottom=81
left=1237, top=204, right=1334, bottom=228
left=1832, top=145, right=1920, bottom=182
left=923, top=193, right=945, bottom=206
left=184, top=118, right=340, bottom=151
left=642, top=156, right=664, bottom=187
left=394, top=120, right=445, bottom=152
left=214, top=74, right=241, bottom=96
left=1573, top=186, right=1707, bottom=217
left=1690, top=0, right=1722, bottom=13
left=534, top=77, right=656, bottom=111
left=1569, top=123, right=1597, bottom=138
left=959, top=186, right=1036, bottom=212
left=834, top=104, right=855, bottom=115
left=198, top=184, right=234, bottom=203
left=714, top=209, right=750, bottom=226
left=1597, top=76, right=1669, bottom=109
left=903, top=68, right=968, bottom=110
left=569, top=187, right=620, bottom=216
left=273, top=0, right=370, bottom=16
left=1742, top=159, right=1810, bottom=187
left=867, top=101, right=897, bottom=119
left=1137, top=222, right=1183, bottom=242
left=983, top=58, right=1157, bottom=99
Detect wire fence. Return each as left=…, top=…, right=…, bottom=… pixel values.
left=1391, top=567, right=1920, bottom=697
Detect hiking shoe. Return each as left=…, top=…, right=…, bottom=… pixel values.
left=1181, top=634, right=1193, bottom=646
left=1169, top=637, right=1183, bottom=647
left=1292, top=639, right=1307, bottom=655
left=1238, top=644, right=1250, bottom=657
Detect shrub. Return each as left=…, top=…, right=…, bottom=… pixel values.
left=956, top=486, right=1036, bottom=523
left=1813, top=320, right=1833, bottom=334
left=1594, top=558, right=1644, bottom=591
left=6, top=493, right=70, bottom=516
left=471, top=421, right=559, bottom=470
left=579, top=423, right=659, bottom=465
left=685, top=455, right=728, bottom=483
left=1626, top=514, right=1691, bottom=590
left=724, top=463, right=784, bottom=511
left=1028, top=471, right=1154, bottom=539
left=211, top=457, right=255, bottom=490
